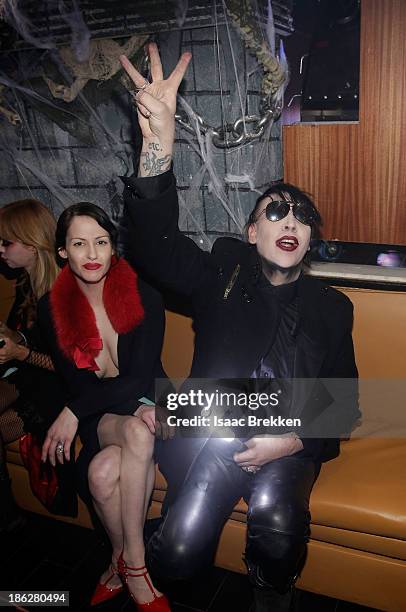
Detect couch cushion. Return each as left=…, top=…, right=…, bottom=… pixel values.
left=310, top=437, right=406, bottom=540
left=309, top=525, right=406, bottom=561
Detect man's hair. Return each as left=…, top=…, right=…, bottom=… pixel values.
left=244, top=182, right=322, bottom=241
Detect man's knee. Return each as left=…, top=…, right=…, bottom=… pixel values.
left=247, top=492, right=311, bottom=561
left=247, top=457, right=316, bottom=540
left=247, top=498, right=310, bottom=538
left=146, top=496, right=220, bottom=581
left=88, top=446, right=120, bottom=502
left=244, top=463, right=315, bottom=592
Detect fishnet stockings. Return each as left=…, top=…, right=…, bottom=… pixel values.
left=0, top=407, right=24, bottom=481
left=26, top=351, right=54, bottom=371
left=0, top=380, right=18, bottom=413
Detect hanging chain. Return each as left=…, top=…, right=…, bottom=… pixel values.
left=175, top=96, right=282, bottom=149
left=140, top=37, right=283, bottom=149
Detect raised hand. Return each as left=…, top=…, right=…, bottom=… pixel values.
left=120, top=43, right=191, bottom=176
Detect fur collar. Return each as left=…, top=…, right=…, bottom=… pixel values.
left=50, top=257, right=144, bottom=370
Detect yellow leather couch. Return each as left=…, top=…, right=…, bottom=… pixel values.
left=4, top=282, right=406, bottom=612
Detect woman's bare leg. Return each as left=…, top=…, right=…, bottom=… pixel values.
left=88, top=445, right=123, bottom=589
left=90, top=413, right=158, bottom=602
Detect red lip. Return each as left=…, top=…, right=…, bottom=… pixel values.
left=275, top=236, right=299, bottom=251
left=83, top=263, right=102, bottom=270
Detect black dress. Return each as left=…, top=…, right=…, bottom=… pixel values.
left=1, top=267, right=68, bottom=436
left=37, top=268, right=167, bottom=500
left=1, top=264, right=76, bottom=517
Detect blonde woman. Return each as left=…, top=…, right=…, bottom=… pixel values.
left=0, top=199, right=67, bottom=533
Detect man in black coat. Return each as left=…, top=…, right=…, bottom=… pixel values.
left=120, top=45, right=360, bottom=611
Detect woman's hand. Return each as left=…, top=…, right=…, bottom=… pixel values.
left=0, top=320, right=21, bottom=344
left=155, top=404, right=175, bottom=440
left=134, top=404, right=156, bottom=434
left=0, top=338, right=29, bottom=364
left=41, top=406, right=79, bottom=466
left=134, top=404, right=174, bottom=440
left=120, top=43, right=191, bottom=174
left=233, top=435, right=304, bottom=470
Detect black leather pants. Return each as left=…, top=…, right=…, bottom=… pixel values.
left=147, top=437, right=320, bottom=593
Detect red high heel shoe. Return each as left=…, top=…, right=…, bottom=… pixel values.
left=117, top=554, right=171, bottom=611
left=90, top=563, right=124, bottom=606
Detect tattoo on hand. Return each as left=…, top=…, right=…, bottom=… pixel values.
left=148, top=142, right=162, bottom=151
left=141, top=151, right=171, bottom=176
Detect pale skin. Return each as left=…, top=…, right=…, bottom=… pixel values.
left=120, top=44, right=304, bottom=472
left=41, top=216, right=161, bottom=604
left=0, top=240, right=39, bottom=364
left=247, top=196, right=312, bottom=286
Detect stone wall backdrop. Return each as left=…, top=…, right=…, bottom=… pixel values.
left=0, top=0, right=293, bottom=247
left=0, top=84, right=136, bottom=221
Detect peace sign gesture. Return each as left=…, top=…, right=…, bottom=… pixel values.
left=120, top=43, right=191, bottom=150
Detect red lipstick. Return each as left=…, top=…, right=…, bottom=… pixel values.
left=275, top=236, right=299, bottom=251
left=83, top=263, right=102, bottom=270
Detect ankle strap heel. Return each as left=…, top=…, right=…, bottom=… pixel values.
left=117, top=553, right=171, bottom=611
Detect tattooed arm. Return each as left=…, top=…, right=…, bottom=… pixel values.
left=139, top=142, right=172, bottom=178
left=120, top=43, right=191, bottom=178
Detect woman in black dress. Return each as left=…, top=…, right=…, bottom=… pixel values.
left=39, top=202, right=170, bottom=611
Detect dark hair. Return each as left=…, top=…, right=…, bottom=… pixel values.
left=55, top=202, right=118, bottom=256
left=244, top=182, right=322, bottom=241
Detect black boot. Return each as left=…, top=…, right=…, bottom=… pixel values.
left=250, top=587, right=296, bottom=612
left=0, top=477, right=26, bottom=534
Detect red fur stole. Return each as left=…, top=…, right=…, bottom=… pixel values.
left=50, top=258, right=144, bottom=371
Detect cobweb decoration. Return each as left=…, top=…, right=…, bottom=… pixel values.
left=58, top=0, right=90, bottom=62
left=225, top=0, right=286, bottom=97
left=159, top=0, right=288, bottom=246
left=0, top=130, right=78, bottom=213
left=43, top=35, right=147, bottom=103
left=266, top=0, right=276, bottom=55
left=172, top=0, right=189, bottom=28
left=0, top=0, right=146, bottom=223
left=177, top=94, right=253, bottom=235
left=3, top=0, right=54, bottom=49
left=0, top=47, right=138, bottom=224
left=3, top=0, right=91, bottom=59
left=0, top=84, right=20, bottom=124
left=0, top=1, right=288, bottom=253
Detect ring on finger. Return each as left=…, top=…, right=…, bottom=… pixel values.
left=56, top=442, right=64, bottom=454
left=132, top=78, right=150, bottom=95
left=241, top=465, right=260, bottom=474
left=138, top=78, right=149, bottom=91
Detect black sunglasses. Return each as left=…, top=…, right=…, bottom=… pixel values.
left=256, top=200, right=318, bottom=226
